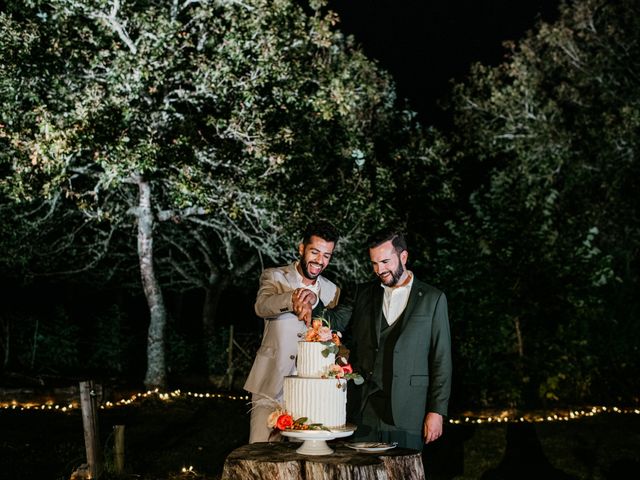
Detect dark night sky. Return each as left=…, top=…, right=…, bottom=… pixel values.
left=327, top=0, right=561, bottom=125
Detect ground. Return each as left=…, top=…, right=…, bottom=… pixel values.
left=0, top=392, right=249, bottom=480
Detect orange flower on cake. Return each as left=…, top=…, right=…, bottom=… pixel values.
left=305, top=318, right=334, bottom=342
left=275, top=413, right=294, bottom=431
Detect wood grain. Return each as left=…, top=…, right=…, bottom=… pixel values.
left=222, top=441, right=425, bottom=480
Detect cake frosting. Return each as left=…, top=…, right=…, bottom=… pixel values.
left=283, top=341, right=347, bottom=428
left=295, top=341, right=335, bottom=377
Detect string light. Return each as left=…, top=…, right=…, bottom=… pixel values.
left=180, top=465, right=197, bottom=476
left=447, top=405, right=640, bottom=424
left=0, top=388, right=250, bottom=412
left=1, top=391, right=637, bottom=424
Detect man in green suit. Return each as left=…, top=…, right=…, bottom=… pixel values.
left=332, top=228, right=452, bottom=450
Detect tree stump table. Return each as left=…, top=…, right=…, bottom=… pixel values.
left=222, top=441, right=425, bottom=480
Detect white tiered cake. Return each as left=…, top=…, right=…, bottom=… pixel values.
left=283, top=342, right=347, bottom=428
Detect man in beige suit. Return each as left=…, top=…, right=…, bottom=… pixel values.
left=244, top=221, right=341, bottom=443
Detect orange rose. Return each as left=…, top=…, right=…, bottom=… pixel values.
left=276, top=413, right=294, bottom=430
left=331, top=333, right=341, bottom=346
left=312, top=319, right=323, bottom=330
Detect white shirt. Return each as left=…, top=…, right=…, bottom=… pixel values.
left=382, top=271, right=414, bottom=326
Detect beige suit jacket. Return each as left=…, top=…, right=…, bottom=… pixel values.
left=243, top=262, right=340, bottom=398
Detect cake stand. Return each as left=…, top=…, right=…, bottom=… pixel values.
left=281, top=425, right=356, bottom=455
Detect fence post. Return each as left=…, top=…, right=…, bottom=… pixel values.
left=114, top=425, right=125, bottom=474
left=79, top=380, right=103, bottom=479
left=226, top=324, right=234, bottom=389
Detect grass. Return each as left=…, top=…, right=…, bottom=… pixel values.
left=0, top=394, right=250, bottom=480
left=1, top=393, right=639, bottom=479
left=429, top=413, right=640, bottom=479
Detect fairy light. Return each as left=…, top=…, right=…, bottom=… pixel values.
left=180, top=465, right=197, bottom=476
left=1, top=391, right=636, bottom=425
left=1, top=389, right=250, bottom=413
left=447, top=405, right=640, bottom=424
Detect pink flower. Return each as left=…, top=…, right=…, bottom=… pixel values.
left=318, top=326, right=332, bottom=342
left=328, top=363, right=345, bottom=378
left=341, top=363, right=353, bottom=374
left=304, top=317, right=341, bottom=345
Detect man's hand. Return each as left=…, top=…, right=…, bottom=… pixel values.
left=292, top=289, right=317, bottom=326
left=294, top=288, right=317, bottom=307
left=423, top=412, right=443, bottom=444
left=298, top=303, right=312, bottom=326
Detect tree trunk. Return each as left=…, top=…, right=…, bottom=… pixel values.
left=513, top=316, right=524, bottom=358
left=30, top=317, right=39, bottom=369
left=137, top=177, right=168, bottom=390
left=222, top=442, right=425, bottom=480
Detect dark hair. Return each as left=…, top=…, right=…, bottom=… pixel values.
left=367, top=228, right=407, bottom=254
left=302, top=220, right=339, bottom=245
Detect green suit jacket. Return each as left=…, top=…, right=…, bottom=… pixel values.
left=330, top=277, right=452, bottom=431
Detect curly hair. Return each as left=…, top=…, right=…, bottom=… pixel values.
left=301, top=220, right=340, bottom=245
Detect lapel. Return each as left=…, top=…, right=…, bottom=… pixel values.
left=400, top=279, right=424, bottom=334
left=370, top=283, right=384, bottom=346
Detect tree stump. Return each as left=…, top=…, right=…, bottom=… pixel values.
left=222, top=442, right=425, bottom=480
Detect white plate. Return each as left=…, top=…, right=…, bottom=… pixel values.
left=345, top=442, right=398, bottom=452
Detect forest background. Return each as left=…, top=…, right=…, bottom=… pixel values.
left=0, top=0, right=638, bottom=413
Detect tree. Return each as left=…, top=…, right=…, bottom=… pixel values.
left=441, top=0, right=640, bottom=405
left=1, top=0, right=402, bottom=388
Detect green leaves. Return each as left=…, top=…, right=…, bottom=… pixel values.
left=1, top=0, right=406, bottom=283
left=320, top=343, right=339, bottom=358
left=441, top=0, right=640, bottom=406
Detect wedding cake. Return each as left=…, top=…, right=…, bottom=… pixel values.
left=283, top=341, right=347, bottom=428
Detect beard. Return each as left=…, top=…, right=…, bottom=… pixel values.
left=378, top=261, right=405, bottom=287
left=300, top=257, right=323, bottom=280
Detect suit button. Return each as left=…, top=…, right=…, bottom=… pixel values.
left=290, top=355, right=295, bottom=360
left=368, top=371, right=373, bottom=376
